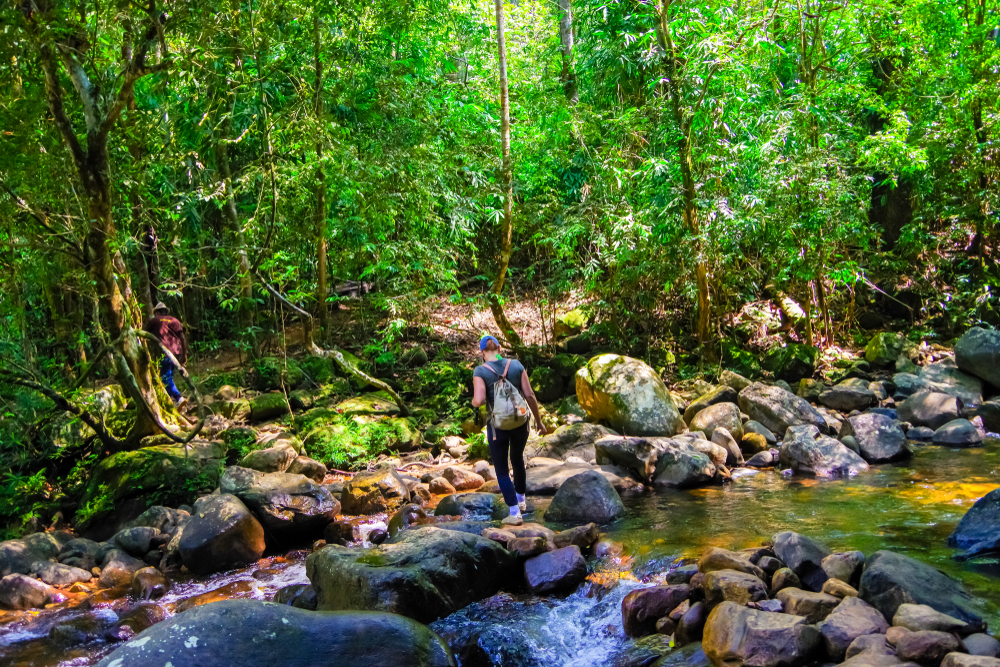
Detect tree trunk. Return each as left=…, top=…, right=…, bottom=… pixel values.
left=491, top=0, right=523, bottom=347
left=557, top=0, right=578, bottom=103
left=314, top=10, right=329, bottom=341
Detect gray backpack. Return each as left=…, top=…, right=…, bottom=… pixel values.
left=486, top=359, right=530, bottom=430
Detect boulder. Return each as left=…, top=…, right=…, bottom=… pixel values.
left=721, top=369, right=753, bottom=391
left=684, top=386, right=740, bottom=424
left=98, top=550, right=145, bottom=588
left=178, top=494, right=266, bottom=575
left=820, top=379, right=877, bottom=413
left=621, top=584, right=692, bottom=638
left=524, top=461, right=641, bottom=495
left=744, top=421, right=778, bottom=446
left=895, top=631, right=966, bottom=665
left=435, top=493, right=507, bottom=521
left=306, top=526, right=516, bottom=623
left=703, top=569, right=768, bottom=608
left=429, top=477, right=457, bottom=495
left=698, top=547, right=767, bottom=581
left=976, top=402, right=1000, bottom=434
left=742, top=433, right=771, bottom=457
left=846, top=634, right=895, bottom=659
left=341, top=466, right=411, bottom=515
left=57, top=537, right=104, bottom=571
left=933, top=420, right=983, bottom=447
left=523, top=422, right=618, bottom=462
left=220, top=466, right=339, bottom=535
left=576, top=354, right=683, bottom=436
left=776, top=587, right=842, bottom=623
left=840, top=414, right=910, bottom=463
left=126, top=505, right=190, bottom=537
left=745, top=450, right=776, bottom=468
left=712, top=428, right=744, bottom=467
left=0, top=533, right=72, bottom=577
left=823, top=578, right=860, bottom=599
left=595, top=436, right=665, bottom=482
left=955, top=328, right=1000, bottom=389
left=898, top=392, right=963, bottom=430
left=523, top=545, right=588, bottom=594
left=131, top=566, right=170, bottom=600
left=703, top=601, right=821, bottom=667
left=817, top=596, right=890, bottom=661
left=651, top=440, right=717, bottom=488
left=287, top=456, right=328, bottom=482
left=772, top=568, right=802, bottom=592
left=31, top=561, right=92, bottom=586
left=94, top=599, right=454, bottom=667
left=773, top=531, right=832, bottom=592
left=893, top=604, right=975, bottom=635
left=0, top=573, right=55, bottom=609
left=530, top=367, right=565, bottom=403
left=442, top=467, right=485, bottom=491
left=949, top=488, right=1000, bottom=558
left=738, top=383, right=828, bottom=437
left=859, top=550, right=984, bottom=626
left=113, top=525, right=160, bottom=557
left=866, top=333, right=916, bottom=368
left=689, top=402, right=744, bottom=442
left=544, top=470, right=626, bottom=524
left=822, top=551, right=866, bottom=586
left=919, top=359, right=984, bottom=408
left=553, top=523, right=600, bottom=549
left=963, top=635, right=1000, bottom=657
left=798, top=379, right=827, bottom=402
left=942, top=656, right=1000, bottom=667
left=249, top=393, right=291, bottom=423
left=765, top=343, right=820, bottom=383
left=780, top=425, right=870, bottom=477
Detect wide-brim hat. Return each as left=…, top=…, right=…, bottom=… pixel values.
left=154, top=301, right=169, bottom=313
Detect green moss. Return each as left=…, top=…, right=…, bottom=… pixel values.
left=222, top=426, right=259, bottom=460
left=251, top=357, right=305, bottom=391
left=303, top=416, right=421, bottom=470
left=300, top=355, right=338, bottom=384
left=466, top=432, right=489, bottom=461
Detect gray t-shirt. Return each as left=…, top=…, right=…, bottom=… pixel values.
left=474, top=358, right=526, bottom=411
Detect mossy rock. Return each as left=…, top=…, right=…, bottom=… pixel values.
left=424, top=422, right=462, bottom=443
left=764, top=343, right=819, bottom=382
left=336, top=392, right=400, bottom=417
left=554, top=308, right=590, bottom=338
left=550, top=354, right=587, bottom=380
left=76, top=441, right=227, bottom=531
left=409, top=408, right=438, bottom=427
left=296, top=407, right=345, bottom=433
left=466, top=435, right=490, bottom=462
left=557, top=395, right=588, bottom=418
left=576, top=354, right=682, bottom=436
left=382, top=417, right=422, bottom=452
left=288, top=390, right=317, bottom=411
left=300, top=355, right=338, bottom=385
left=865, top=332, right=916, bottom=368
left=721, top=341, right=762, bottom=378
left=211, top=399, right=251, bottom=421
left=221, top=426, right=260, bottom=460
left=249, top=393, right=289, bottom=423
left=531, top=367, right=565, bottom=403
left=252, top=357, right=305, bottom=391
left=400, top=346, right=429, bottom=367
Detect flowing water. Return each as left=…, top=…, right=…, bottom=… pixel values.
left=2, top=442, right=999, bottom=666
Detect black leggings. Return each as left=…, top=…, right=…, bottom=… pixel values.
left=486, top=421, right=529, bottom=506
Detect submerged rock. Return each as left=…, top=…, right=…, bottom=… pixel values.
left=576, top=354, right=683, bottom=436
left=306, top=526, right=516, bottom=623
left=94, top=599, right=455, bottom=667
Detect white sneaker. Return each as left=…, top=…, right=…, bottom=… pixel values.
left=501, top=514, right=523, bottom=526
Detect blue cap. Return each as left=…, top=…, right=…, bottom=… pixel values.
left=479, top=335, right=500, bottom=351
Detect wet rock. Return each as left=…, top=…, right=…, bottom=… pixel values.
left=621, top=584, right=692, bottom=638
left=955, top=327, right=1000, bottom=389
left=442, top=466, right=485, bottom=491
left=693, top=439, right=729, bottom=467
left=895, top=631, right=965, bottom=665
left=113, top=526, right=160, bottom=557
left=369, top=528, right=389, bottom=545
left=773, top=531, right=832, bottom=592
left=772, top=567, right=802, bottom=593
left=435, top=492, right=507, bottom=521
left=429, top=477, right=457, bottom=495
left=651, top=440, right=717, bottom=488
left=273, top=583, right=318, bottom=610
left=840, top=414, right=910, bottom=463
left=780, top=424, right=869, bottom=477
left=94, top=598, right=454, bottom=667
left=387, top=503, right=427, bottom=538
left=0, top=573, right=56, bottom=609
left=821, top=379, right=878, bottom=412
left=859, top=550, right=984, bottom=626
left=941, top=655, right=1000, bottom=667
left=524, top=545, right=588, bottom=594
left=240, top=442, right=298, bottom=473
left=220, top=466, right=339, bottom=535
left=703, top=601, right=821, bottom=667
left=306, top=526, right=516, bottom=623
left=436, top=622, right=541, bottom=667
left=690, top=402, right=744, bottom=441
left=544, top=470, right=626, bottom=524
left=893, top=604, right=975, bottom=635
left=553, top=523, right=600, bottom=549
left=823, top=551, right=866, bottom=586
left=698, top=547, right=767, bottom=581
left=745, top=450, right=776, bottom=468
left=738, top=382, right=828, bottom=437
left=898, top=392, right=963, bottom=430
left=510, top=536, right=548, bottom=558
left=341, top=466, right=411, bottom=515
left=576, top=354, right=683, bottom=436
left=31, top=560, right=92, bottom=586
left=818, top=596, right=890, bottom=661
left=963, top=635, right=1000, bottom=657
left=703, top=569, right=768, bottom=608
left=674, top=600, right=708, bottom=646
left=909, top=426, right=935, bottom=441
left=131, top=566, right=169, bottom=600
left=667, top=564, right=700, bottom=585
left=178, top=494, right=266, bottom=575
left=933, top=420, right=983, bottom=447
left=287, top=456, right=327, bottom=482
left=823, top=578, right=859, bottom=599
left=98, top=550, right=145, bottom=588
left=776, top=587, right=841, bottom=623
left=596, top=436, right=667, bottom=482
left=949, top=488, right=1000, bottom=558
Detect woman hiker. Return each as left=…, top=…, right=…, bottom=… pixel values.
left=472, top=335, right=548, bottom=526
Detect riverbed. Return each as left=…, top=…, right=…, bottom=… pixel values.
left=2, top=440, right=998, bottom=666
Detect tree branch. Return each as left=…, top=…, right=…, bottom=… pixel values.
left=36, top=44, right=88, bottom=176
left=55, top=45, right=100, bottom=133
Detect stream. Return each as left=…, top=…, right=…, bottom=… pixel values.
left=2, top=440, right=998, bottom=666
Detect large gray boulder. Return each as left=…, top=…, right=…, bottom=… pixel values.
left=544, top=470, right=626, bottom=524
left=975, top=402, right=1000, bottom=433
left=434, top=493, right=507, bottom=521
left=920, top=359, right=984, bottom=407
left=773, top=531, right=832, bottom=592
left=522, top=422, right=618, bottom=462
left=818, top=596, right=889, bottom=660
left=341, top=465, right=411, bottom=515
left=820, top=379, right=877, bottom=413
left=94, top=599, right=455, bottom=667
left=0, top=531, right=73, bottom=577
left=690, top=402, right=744, bottom=441
left=306, top=526, right=516, bottom=623
left=840, top=413, right=910, bottom=463
left=955, top=327, right=1000, bottom=389
left=859, top=550, right=984, bottom=627
left=595, top=436, right=665, bottom=482
left=576, top=354, right=683, bottom=436
left=220, top=466, right=339, bottom=535
left=651, top=439, right=717, bottom=488
left=0, top=573, right=56, bottom=609
left=898, top=391, right=963, bottom=430
left=703, top=601, right=821, bottom=667
left=933, top=419, right=983, bottom=447
left=780, top=425, right=869, bottom=477
left=524, top=461, right=640, bottom=495
left=738, top=383, right=827, bottom=438
left=949, top=487, right=1000, bottom=558
left=177, top=494, right=266, bottom=575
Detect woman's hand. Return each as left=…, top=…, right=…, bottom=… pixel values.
left=537, top=422, right=549, bottom=435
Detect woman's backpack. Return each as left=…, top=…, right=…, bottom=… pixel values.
left=486, top=359, right=529, bottom=430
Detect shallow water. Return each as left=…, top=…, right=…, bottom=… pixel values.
left=2, top=441, right=998, bottom=666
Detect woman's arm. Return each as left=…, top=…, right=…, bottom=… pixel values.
left=472, top=376, right=487, bottom=408
left=520, top=372, right=548, bottom=435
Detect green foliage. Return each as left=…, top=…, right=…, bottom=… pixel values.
left=0, top=471, right=51, bottom=540
left=414, top=362, right=473, bottom=417
left=303, top=417, right=420, bottom=470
